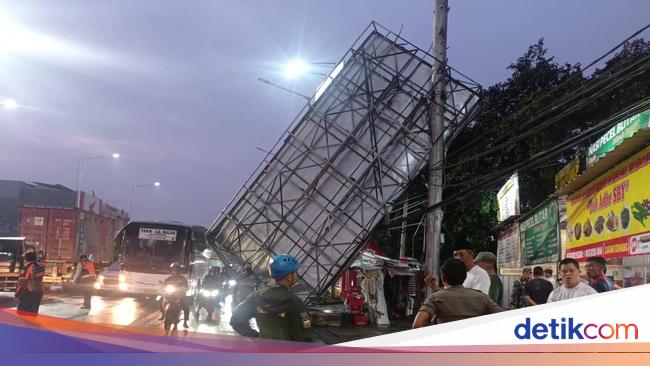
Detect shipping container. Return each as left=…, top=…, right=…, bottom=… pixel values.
left=20, top=207, right=78, bottom=261
left=19, top=206, right=123, bottom=286
left=79, top=211, right=115, bottom=263
left=18, top=207, right=48, bottom=250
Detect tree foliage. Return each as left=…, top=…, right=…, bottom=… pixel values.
left=373, top=38, right=650, bottom=260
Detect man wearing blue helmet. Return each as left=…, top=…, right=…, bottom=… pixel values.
left=230, top=253, right=312, bottom=342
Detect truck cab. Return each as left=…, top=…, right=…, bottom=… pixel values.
left=0, top=237, right=35, bottom=292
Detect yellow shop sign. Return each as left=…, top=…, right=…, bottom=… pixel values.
left=566, top=145, right=650, bottom=261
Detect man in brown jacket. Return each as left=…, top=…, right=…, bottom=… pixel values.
left=412, top=258, right=504, bottom=328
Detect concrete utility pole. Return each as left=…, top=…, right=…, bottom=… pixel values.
left=399, top=195, right=409, bottom=258
left=425, top=0, right=449, bottom=293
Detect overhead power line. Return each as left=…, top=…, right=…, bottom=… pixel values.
left=446, top=23, right=650, bottom=163
left=445, top=54, right=650, bottom=170
left=425, top=98, right=650, bottom=213
left=583, top=23, right=650, bottom=72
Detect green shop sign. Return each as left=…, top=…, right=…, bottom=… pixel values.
left=587, top=110, right=650, bottom=168
left=520, top=200, right=560, bottom=265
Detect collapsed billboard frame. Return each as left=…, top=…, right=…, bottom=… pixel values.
left=207, top=22, right=481, bottom=303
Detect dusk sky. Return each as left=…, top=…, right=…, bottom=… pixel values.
left=1, top=0, right=649, bottom=227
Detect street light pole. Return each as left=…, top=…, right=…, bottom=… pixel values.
left=75, top=153, right=120, bottom=206
left=283, top=59, right=335, bottom=79
left=129, top=186, right=135, bottom=219
left=75, top=157, right=85, bottom=192
left=257, top=60, right=338, bottom=100
left=257, top=78, right=311, bottom=101
left=129, top=182, right=161, bottom=218
left=425, top=0, right=449, bottom=293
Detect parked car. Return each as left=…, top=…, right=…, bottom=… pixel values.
left=93, top=260, right=122, bottom=295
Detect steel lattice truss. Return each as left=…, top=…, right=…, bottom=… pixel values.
left=207, top=22, right=480, bottom=303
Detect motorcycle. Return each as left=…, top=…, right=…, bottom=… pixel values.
left=196, top=287, right=220, bottom=322
left=223, top=278, right=237, bottom=297
left=160, top=284, right=183, bottom=330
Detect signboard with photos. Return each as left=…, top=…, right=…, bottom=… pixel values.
left=567, top=145, right=650, bottom=261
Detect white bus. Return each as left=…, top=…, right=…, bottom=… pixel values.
left=104, top=221, right=211, bottom=296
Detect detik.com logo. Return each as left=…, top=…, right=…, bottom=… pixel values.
left=514, top=318, right=638, bottom=340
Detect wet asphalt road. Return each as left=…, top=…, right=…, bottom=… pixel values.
left=0, top=286, right=239, bottom=336
left=0, top=288, right=393, bottom=344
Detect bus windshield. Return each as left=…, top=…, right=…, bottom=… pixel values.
left=122, top=225, right=188, bottom=271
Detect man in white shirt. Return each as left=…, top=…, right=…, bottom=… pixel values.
left=547, top=258, right=597, bottom=303
left=544, top=268, right=558, bottom=288
left=453, top=241, right=491, bottom=295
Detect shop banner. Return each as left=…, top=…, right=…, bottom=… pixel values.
left=520, top=200, right=560, bottom=265
left=497, top=173, right=520, bottom=222
left=555, top=156, right=581, bottom=190
left=567, top=145, right=650, bottom=261
left=497, top=223, right=521, bottom=269
left=586, top=110, right=650, bottom=168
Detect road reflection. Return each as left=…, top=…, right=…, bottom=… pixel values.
left=194, top=294, right=236, bottom=334
left=222, top=294, right=233, bottom=324
left=221, top=294, right=258, bottom=333
left=88, top=296, right=105, bottom=315
left=112, top=298, right=138, bottom=325
left=17, top=290, right=258, bottom=337
left=88, top=296, right=138, bottom=325
left=190, top=294, right=260, bottom=335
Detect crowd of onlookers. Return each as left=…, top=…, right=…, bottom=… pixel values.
left=412, top=243, right=616, bottom=328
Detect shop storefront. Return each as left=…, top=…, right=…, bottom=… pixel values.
left=333, top=240, right=423, bottom=326
left=497, top=199, right=562, bottom=306
left=560, top=109, right=650, bottom=287
left=565, top=145, right=650, bottom=286
left=348, top=251, right=422, bottom=325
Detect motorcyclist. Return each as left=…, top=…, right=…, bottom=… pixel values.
left=196, top=265, right=225, bottom=322
left=160, top=262, right=190, bottom=328
left=233, top=263, right=261, bottom=306
left=230, top=254, right=312, bottom=342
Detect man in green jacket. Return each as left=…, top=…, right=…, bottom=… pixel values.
left=474, top=252, right=503, bottom=306
left=230, top=254, right=312, bottom=342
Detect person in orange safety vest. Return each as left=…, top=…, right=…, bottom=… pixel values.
left=73, top=254, right=97, bottom=309
left=15, top=251, right=45, bottom=316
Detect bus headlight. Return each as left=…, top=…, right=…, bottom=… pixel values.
left=228, top=280, right=237, bottom=287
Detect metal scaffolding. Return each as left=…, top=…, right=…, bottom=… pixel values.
left=207, top=22, right=480, bottom=303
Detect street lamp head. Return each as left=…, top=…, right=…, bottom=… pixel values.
left=154, top=182, right=161, bottom=187
left=112, top=153, right=120, bottom=159
left=283, top=59, right=308, bottom=79
left=2, top=99, right=18, bottom=110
